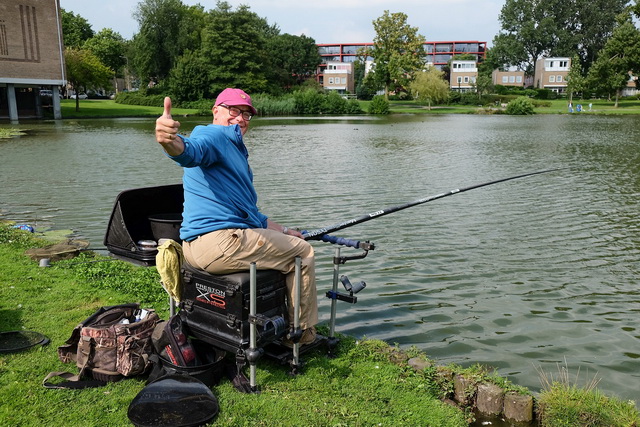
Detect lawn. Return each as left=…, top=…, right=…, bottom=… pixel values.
left=56, top=99, right=201, bottom=118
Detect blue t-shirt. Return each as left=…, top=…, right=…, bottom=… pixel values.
left=169, top=124, right=268, bottom=241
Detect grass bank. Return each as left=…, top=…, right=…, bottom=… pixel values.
left=1, top=223, right=639, bottom=426
left=33, top=97, right=640, bottom=120
left=54, top=99, right=200, bottom=119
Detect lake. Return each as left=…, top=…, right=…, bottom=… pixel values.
left=1, top=112, right=639, bottom=403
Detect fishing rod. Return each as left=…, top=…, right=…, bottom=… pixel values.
left=303, top=168, right=561, bottom=241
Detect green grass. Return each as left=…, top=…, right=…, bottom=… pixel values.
left=1, top=223, right=638, bottom=426
left=34, top=97, right=640, bottom=120
left=537, top=365, right=640, bottom=427
left=55, top=99, right=201, bottom=119
left=0, top=224, right=467, bottom=427
left=384, top=97, right=640, bottom=115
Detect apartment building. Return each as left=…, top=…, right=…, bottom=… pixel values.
left=534, top=57, right=570, bottom=93
left=0, top=0, right=66, bottom=122
left=317, top=41, right=486, bottom=87
left=492, top=70, right=526, bottom=87
left=450, top=60, right=478, bottom=92
left=622, top=72, right=639, bottom=97
left=322, top=61, right=354, bottom=94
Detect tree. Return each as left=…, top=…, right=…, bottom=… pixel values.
left=586, top=14, right=640, bottom=107
left=84, top=29, right=128, bottom=93
left=492, top=0, right=557, bottom=77
left=61, top=9, right=94, bottom=48
left=556, top=0, right=628, bottom=71
left=566, top=55, right=586, bottom=103
left=370, top=11, right=426, bottom=99
left=131, top=0, right=186, bottom=84
left=267, top=33, right=321, bottom=89
left=473, top=75, right=494, bottom=100
left=493, top=0, right=628, bottom=78
left=167, top=50, right=211, bottom=102
left=409, top=67, right=449, bottom=110
left=201, top=2, right=275, bottom=94
left=64, top=48, right=114, bottom=111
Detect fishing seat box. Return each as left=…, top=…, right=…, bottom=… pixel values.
left=179, top=263, right=288, bottom=354
left=104, top=183, right=183, bottom=266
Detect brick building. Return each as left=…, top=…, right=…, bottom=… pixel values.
left=0, top=0, right=66, bottom=122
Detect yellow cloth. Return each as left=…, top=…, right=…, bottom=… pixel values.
left=155, top=240, right=184, bottom=302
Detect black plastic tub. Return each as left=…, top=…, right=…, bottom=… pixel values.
left=149, top=213, right=182, bottom=243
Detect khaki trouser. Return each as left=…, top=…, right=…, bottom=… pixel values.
left=183, top=228, right=318, bottom=329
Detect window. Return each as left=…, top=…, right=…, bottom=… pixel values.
left=549, top=75, right=556, bottom=83
left=557, top=75, right=563, bottom=82
left=502, top=76, right=508, bottom=83
left=435, top=43, right=452, bottom=53
left=457, top=76, right=462, bottom=83
left=516, top=76, right=522, bottom=83
left=464, top=76, right=469, bottom=83
left=328, top=77, right=334, bottom=84
left=509, top=76, right=515, bottom=83
left=341, top=77, right=347, bottom=84
left=559, top=61, right=568, bottom=67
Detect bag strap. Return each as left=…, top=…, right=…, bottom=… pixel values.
left=42, top=371, right=106, bottom=389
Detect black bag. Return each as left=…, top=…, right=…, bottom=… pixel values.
left=147, top=315, right=225, bottom=387
left=43, top=303, right=160, bottom=388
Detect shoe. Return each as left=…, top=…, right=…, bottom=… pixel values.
left=281, top=327, right=316, bottom=348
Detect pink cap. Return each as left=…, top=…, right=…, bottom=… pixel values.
left=214, top=88, right=257, bottom=115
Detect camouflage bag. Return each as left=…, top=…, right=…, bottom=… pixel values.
left=43, top=303, right=160, bottom=388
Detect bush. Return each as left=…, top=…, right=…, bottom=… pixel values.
left=534, top=88, right=558, bottom=100
left=345, top=98, right=363, bottom=114
left=505, top=96, right=535, bottom=115
left=323, top=91, right=347, bottom=114
left=251, top=93, right=296, bottom=116
left=293, top=89, right=325, bottom=114
left=114, top=92, right=165, bottom=107
left=369, top=95, right=390, bottom=114
left=459, top=92, right=481, bottom=105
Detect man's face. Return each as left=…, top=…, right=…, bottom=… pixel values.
left=212, top=104, right=252, bottom=135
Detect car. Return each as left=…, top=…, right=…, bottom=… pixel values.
left=70, top=93, right=88, bottom=99
left=39, top=89, right=63, bottom=100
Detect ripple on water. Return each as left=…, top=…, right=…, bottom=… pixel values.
left=2, top=115, right=640, bottom=403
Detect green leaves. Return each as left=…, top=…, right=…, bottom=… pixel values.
left=64, top=48, right=115, bottom=110
left=370, top=11, right=426, bottom=98
left=409, top=68, right=449, bottom=110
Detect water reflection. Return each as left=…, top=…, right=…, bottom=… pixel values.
left=1, top=114, right=639, bottom=403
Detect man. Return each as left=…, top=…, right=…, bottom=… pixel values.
left=154, top=88, right=317, bottom=345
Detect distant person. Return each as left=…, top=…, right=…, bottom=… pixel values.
left=568, top=102, right=573, bottom=113
left=154, top=88, right=318, bottom=346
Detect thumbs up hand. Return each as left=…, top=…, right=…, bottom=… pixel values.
left=155, top=97, right=184, bottom=155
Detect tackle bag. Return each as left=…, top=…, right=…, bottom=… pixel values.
left=147, top=315, right=225, bottom=387
left=43, top=303, right=160, bottom=388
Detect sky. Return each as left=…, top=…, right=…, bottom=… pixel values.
left=59, top=0, right=504, bottom=46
